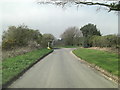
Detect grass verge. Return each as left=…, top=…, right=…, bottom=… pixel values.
left=54, top=45, right=80, bottom=48
left=73, top=48, right=119, bottom=77
left=63, top=46, right=80, bottom=48
left=2, top=48, right=53, bottom=85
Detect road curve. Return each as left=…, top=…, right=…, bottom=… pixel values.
left=9, top=48, right=117, bottom=88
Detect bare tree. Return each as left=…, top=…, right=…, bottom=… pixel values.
left=61, top=26, right=83, bottom=46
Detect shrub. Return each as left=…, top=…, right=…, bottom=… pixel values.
left=89, top=34, right=118, bottom=48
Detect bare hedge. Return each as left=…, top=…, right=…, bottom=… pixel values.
left=89, top=34, right=119, bottom=48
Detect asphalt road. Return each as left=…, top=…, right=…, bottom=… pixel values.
left=9, top=48, right=117, bottom=88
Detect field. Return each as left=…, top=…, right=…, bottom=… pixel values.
left=73, top=48, right=119, bottom=77
left=2, top=48, right=53, bottom=85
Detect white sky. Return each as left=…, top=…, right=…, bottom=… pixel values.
left=0, top=0, right=118, bottom=39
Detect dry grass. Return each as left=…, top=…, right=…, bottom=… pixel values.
left=88, top=47, right=119, bottom=54
left=2, top=46, right=40, bottom=60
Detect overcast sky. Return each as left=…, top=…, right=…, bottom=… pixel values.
left=0, top=0, right=118, bottom=39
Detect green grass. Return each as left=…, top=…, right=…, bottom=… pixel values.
left=54, top=45, right=80, bottom=48
left=0, top=61, right=2, bottom=86
left=73, top=48, right=119, bottom=77
left=2, top=48, right=53, bottom=85
left=63, top=46, right=80, bottom=48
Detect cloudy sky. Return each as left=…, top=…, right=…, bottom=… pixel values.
left=0, top=0, right=118, bottom=39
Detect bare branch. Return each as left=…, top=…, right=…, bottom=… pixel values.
left=37, top=0, right=120, bottom=11
left=75, top=1, right=120, bottom=11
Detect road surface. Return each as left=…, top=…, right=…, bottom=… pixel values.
left=9, top=48, right=117, bottom=88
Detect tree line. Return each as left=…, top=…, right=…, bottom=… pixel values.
left=2, top=23, right=119, bottom=50
left=2, top=25, right=55, bottom=50
left=59, top=23, right=119, bottom=49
